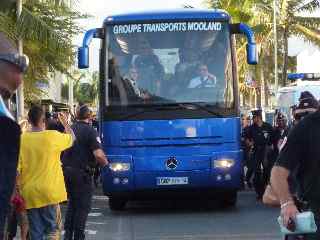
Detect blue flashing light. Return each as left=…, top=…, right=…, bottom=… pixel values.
left=287, top=73, right=320, bottom=81
left=287, top=73, right=305, bottom=80
left=238, top=23, right=258, bottom=65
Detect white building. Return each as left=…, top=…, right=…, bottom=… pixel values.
left=289, top=37, right=320, bottom=73
left=37, top=71, right=64, bottom=103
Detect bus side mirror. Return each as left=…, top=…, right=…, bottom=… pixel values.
left=246, top=43, right=258, bottom=65
left=78, top=28, right=104, bottom=69
left=230, top=23, right=258, bottom=65
left=78, top=47, right=89, bottom=69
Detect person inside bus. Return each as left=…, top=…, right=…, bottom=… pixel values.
left=188, top=64, right=217, bottom=88
left=123, top=67, right=151, bottom=101
left=133, top=54, right=164, bottom=95
left=174, top=48, right=201, bottom=89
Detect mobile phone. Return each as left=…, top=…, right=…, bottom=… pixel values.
left=287, top=217, right=296, bottom=232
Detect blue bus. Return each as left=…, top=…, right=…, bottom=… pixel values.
left=78, top=9, right=257, bottom=210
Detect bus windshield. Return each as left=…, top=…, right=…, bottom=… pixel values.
left=107, top=21, right=233, bottom=108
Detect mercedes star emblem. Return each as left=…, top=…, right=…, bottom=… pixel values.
left=166, top=156, right=178, bottom=170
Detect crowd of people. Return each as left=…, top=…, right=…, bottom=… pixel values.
left=0, top=33, right=109, bottom=240
left=241, top=91, right=320, bottom=239
left=5, top=104, right=108, bottom=240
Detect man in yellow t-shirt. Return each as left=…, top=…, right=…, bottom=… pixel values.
left=18, top=105, right=74, bottom=240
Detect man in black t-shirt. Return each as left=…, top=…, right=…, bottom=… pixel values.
left=271, top=95, right=320, bottom=240
left=62, top=105, right=108, bottom=240
left=0, top=32, right=28, bottom=240
left=244, top=109, right=274, bottom=200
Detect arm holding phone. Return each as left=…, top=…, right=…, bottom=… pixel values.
left=58, top=112, right=76, bottom=142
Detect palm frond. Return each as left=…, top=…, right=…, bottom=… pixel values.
left=17, top=6, right=67, bottom=51
left=0, top=0, right=15, bottom=12
left=0, top=11, right=17, bottom=40
left=295, top=0, right=320, bottom=13
left=293, top=16, right=320, bottom=30
left=292, top=24, right=320, bottom=47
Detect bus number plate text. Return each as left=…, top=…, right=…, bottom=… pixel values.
left=157, top=177, right=189, bottom=186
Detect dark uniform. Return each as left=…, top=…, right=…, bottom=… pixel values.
left=275, top=112, right=320, bottom=240
left=244, top=111, right=274, bottom=199
left=62, top=121, right=102, bottom=240
left=0, top=97, right=20, bottom=239
left=241, top=125, right=250, bottom=188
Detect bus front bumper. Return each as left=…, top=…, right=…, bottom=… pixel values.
left=102, top=168, right=241, bottom=198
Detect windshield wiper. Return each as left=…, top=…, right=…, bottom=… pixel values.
left=121, top=108, right=158, bottom=120
left=120, top=103, right=223, bottom=120
left=178, top=103, right=223, bottom=117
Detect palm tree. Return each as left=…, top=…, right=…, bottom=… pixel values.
left=206, top=0, right=320, bottom=109
left=205, top=0, right=270, bottom=107
left=277, top=0, right=320, bottom=86
left=0, top=0, right=86, bottom=101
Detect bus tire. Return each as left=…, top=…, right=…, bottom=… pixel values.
left=222, top=190, right=237, bottom=207
left=109, top=197, right=127, bottom=211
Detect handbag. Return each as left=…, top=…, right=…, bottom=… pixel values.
left=263, top=184, right=280, bottom=207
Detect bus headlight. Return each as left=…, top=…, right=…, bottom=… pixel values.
left=214, top=159, right=235, bottom=169
left=109, top=163, right=131, bottom=172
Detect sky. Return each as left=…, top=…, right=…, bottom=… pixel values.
left=76, top=0, right=204, bottom=71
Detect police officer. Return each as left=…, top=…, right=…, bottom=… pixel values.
left=241, top=114, right=251, bottom=189
left=244, top=109, right=274, bottom=200
left=273, top=112, right=289, bottom=151
left=62, top=105, right=108, bottom=240
left=0, top=32, right=28, bottom=240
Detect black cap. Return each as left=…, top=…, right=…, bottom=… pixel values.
left=295, top=91, right=319, bottom=115
left=299, top=91, right=316, bottom=102
left=76, top=104, right=92, bottom=120
left=251, top=109, right=262, bottom=117
left=275, top=111, right=286, bottom=122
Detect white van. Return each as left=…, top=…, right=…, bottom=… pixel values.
left=276, top=77, right=320, bottom=120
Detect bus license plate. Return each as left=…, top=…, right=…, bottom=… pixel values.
left=157, top=177, right=189, bottom=186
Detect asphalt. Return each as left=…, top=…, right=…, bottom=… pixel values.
left=59, top=189, right=283, bottom=240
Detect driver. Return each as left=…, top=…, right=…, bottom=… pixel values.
left=188, top=64, right=217, bottom=88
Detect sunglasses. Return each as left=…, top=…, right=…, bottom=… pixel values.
left=0, top=53, right=29, bottom=73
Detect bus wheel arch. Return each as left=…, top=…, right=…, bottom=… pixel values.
left=108, top=197, right=127, bottom=211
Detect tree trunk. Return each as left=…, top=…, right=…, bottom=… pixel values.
left=242, top=93, right=246, bottom=107
left=264, top=73, right=269, bottom=107
left=282, top=27, right=289, bottom=87
left=260, top=62, right=265, bottom=108
left=255, top=56, right=262, bottom=109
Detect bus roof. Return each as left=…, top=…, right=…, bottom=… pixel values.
left=104, top=9, right=230, bottom=24
left=278, top=80, right=320, bottom=93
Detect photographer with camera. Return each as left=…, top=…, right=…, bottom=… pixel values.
left=271, top=92, right=320, bottom=240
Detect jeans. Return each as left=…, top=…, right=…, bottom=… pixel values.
left=27, top=205, right=61, bottom=240
left=63, top=167, right=92, bottom=240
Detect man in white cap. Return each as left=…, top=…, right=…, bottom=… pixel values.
left=0, top=32, right=29, bottom=239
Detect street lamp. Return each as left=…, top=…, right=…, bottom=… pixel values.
left=16, top=0, right=24, bottom=120
left=273, top=0, right=278, bottom=92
